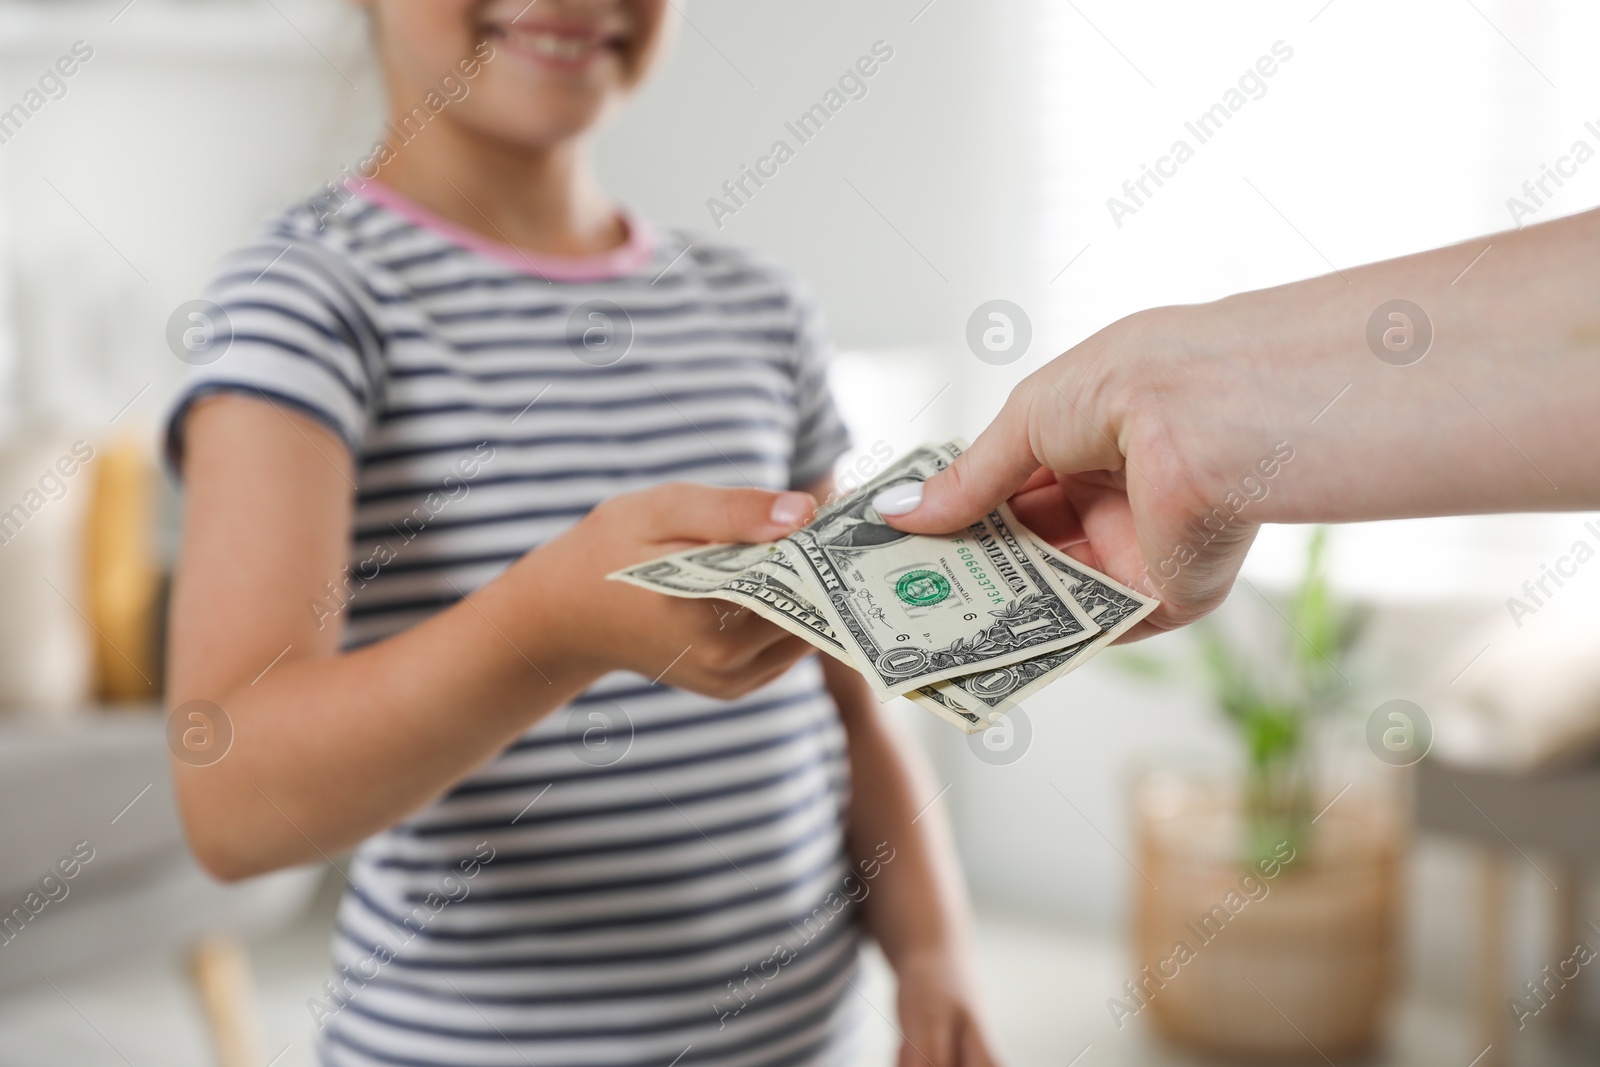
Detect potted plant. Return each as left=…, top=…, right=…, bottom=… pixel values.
left=1112, top=529, right=1405, bottom=1059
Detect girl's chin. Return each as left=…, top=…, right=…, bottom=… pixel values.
left=496, top=60, right=627, bottom=104
left=464, top=105, right=612, bottom=149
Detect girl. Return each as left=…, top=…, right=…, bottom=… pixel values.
left=164, top=2, right=1000, bottom=1065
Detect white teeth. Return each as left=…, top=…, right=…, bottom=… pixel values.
left=522, top=32, right=596, bottom=60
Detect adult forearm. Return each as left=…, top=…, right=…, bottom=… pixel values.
left=1166, top=207, right=1600, bottom=523
left=883, top=208, right=1600, bottom=634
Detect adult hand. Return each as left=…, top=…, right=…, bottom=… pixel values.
left=873, top=308, right=1275, bottom=635
left=873, top=208, right=1600, bottom=635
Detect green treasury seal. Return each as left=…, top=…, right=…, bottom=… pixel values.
left=895, top=569, right=951, bottom=607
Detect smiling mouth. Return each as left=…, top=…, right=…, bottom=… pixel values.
left=489, top=20, right=626, bottom=67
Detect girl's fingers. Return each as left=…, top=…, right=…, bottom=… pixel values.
left=706, top=603, right=808, bottom=658
left=742, top=634, right=815, bottom=679
left=632, top=483, right=816, bottom=544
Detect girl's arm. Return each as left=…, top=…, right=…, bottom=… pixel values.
left=821, top=659, right=1001, bottom=1067
left=803, top=476, right=1002, bottom=1066
left=169, top=396, right=819, bottom=880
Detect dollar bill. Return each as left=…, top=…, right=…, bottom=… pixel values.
left=618, top=543, right=854, bottom=657
left=779, top=442, right=1101, bottom=697
left=608, top=439, right=1160, bottom=729
left=914, top=544, right=1158, bottom=725
left=615, top=544, right=996, bottom=731
left=904, top=684, right=991, bottom=733
left=614, top=443, right=1100, bottom=700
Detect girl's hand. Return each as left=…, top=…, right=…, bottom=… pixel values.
left=893, top=946, right=1003, bottom=1067
left=523, top=482, right=821, bottom=699
left=168, top=401, right=828, bottom=879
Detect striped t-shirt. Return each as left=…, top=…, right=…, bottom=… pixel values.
left=164, top=181, right=862, bottom=1067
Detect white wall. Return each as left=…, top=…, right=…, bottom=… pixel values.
left=0, top=1, right=375, bottom=434
left=595, top=1, right=1038, bottom=350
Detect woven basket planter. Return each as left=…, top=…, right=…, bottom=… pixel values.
left=1127, top=768, right=1404, bottom=1060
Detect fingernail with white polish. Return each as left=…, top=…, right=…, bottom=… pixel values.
left=871, top=482, right=923, bottom=516
left=769, top=492, right=811, bottom=528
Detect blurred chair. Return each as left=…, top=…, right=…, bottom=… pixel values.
left=1417, top=758, right=1600, bottom=1067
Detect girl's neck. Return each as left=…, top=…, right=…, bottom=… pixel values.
left=370, top=121, right=626, bottom=258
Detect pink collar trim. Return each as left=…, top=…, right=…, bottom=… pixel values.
left=348, top=178, right=656, bottom=282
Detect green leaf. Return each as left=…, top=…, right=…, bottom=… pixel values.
left=1196, top=622, right=1263, bottom=723
left=1104, top=647, right=1174, bottom=681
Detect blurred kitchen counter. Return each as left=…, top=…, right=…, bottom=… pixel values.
left=0, top=708, right=320, bottom=995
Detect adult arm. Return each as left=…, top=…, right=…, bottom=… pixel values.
left=877, top=207, right=1600, bottom=632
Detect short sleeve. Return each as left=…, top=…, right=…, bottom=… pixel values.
left=162, top=237, right=380, bottom=477
left=788, top=290, right=852, bottom=489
